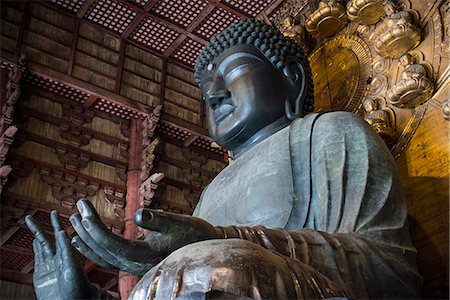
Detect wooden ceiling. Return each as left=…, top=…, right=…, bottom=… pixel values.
left=48, top=0, right=285, bottom=68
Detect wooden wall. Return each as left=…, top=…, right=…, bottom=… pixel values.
left=396, top=100, right=449, bottom=298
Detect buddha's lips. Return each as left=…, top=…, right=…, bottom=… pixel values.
left=214, top=104, right=236, bottom=123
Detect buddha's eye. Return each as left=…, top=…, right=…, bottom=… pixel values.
left=224, top=64, right=251, bottom=81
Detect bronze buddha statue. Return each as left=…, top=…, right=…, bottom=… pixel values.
left=26, top=19, right=421, bottom=299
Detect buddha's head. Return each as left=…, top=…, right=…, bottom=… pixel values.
left=195, top=19, right=314, bottom=152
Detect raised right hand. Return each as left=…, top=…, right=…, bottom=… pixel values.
left=25, top=211, right=99, bottom=300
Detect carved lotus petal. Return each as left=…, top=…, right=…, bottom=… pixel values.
left=347, top=0, right=385, bottom=25
left=374, top=23, right=421, bottom=58
left=306, top=1, right=348, bottom=37
left=386, top=76, right=434, bottom=108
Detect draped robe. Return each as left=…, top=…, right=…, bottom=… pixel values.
left=129, top=112, right=421, bottom=299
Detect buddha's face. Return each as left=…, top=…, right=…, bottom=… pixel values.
left=199, top=44, right=288, bottom=151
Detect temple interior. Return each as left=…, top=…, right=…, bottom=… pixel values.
left=0, top=0, right=448, bottom=299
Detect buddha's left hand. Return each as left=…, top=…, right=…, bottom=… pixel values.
left=70, top=199, right=222, bottom=276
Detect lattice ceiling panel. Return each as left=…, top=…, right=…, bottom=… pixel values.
left=85, top=0, right=138, bottom=34
left=151, top=0, right=209, bottom=28
left=0, top=249, right=33, bottom=271
left=224, top=0, right=274, bottom=17
left=51, top=0, right=86, bottom=13
left=130, top=0, right=151, bottom=7
left=23, top=72, right=90, bottom=103
left=194, top=7, right=242, bottom=40
left=131, top=17, right=180, bottom=52
left=6, top=228, right=34, bottom=249
left=170, top=38, right=204, bottom=67
left=94, top=98, right=147, bottom=120
left=159, top=122, right=192, bottom=141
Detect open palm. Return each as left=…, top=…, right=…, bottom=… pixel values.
left=25, top=211, right=98, bottom=300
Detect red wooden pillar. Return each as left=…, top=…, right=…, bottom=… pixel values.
left=119, top=118, right=142, bottom=300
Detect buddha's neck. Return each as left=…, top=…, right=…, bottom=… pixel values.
left=231, top=116, right=290, bottom=159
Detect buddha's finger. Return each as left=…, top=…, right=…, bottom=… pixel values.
left=50, top=210, right=63, bottom=233
left=134, top=209, right=197, bottom=233
left=76, top=198, right=103, bottom=220
left=25, top=215, right=54, bottom=257
left=71, top=236, right=118, bottom=270
left=81, top=215, right=159, bottom=261
left=32, top=239, right=44, bottom=264
left=55, top=229, right=77, bottom=265
left=70, top=213, right=123, bottom=268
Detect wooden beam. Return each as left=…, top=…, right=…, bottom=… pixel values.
left=9, top=154, right=127, bottom=191
left=160, top=135, right=225, bottom=162
left=117, top=0, right=208, bottom=45
left=77, top=0, right=95, bottom=18
left=160, top=114, right=209, bottom=137
left=2, top=192, right=123, bottom=229
left=0, top=53, right=152, bottom=116
left=17, top=131, right=128, bottom=170
left=104, top=277, right=119, bottom=290
left=0, top=210, right=37, bottom=247
left=67, top=18, right=80, bottom=76
left=186, top=4, right=216, bottom=32
left=122, top=14, right=145, bottom=39
left=183, top=134, right=199, bottom=147
left=20, top=106, right=128, bottom=146
left=21, top=260, right=35, bottom=274
left=159, top=57, right=167, bottom=108
left=160, top=154, right=216, bottom=177
left=0, top=269, right=33, bottom=285
left=114, top=40, right=126, bottom=93
left=0, top=226, right=20, bottom=247
left=82, top=94, right=99, bottom=109
left=14, top=1, right=30, bottom=56
left=163, top=35, right=186, bottom=58
left=161, top=177, right=202, bottom=194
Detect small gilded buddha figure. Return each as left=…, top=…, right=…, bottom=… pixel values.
left=26, top=20, right=421, bottom=300
left=374, top=1, right=421, bottom=58
left=363, top=98, right=395, bottom=142
left=280, top=16, right=308, bottom=52
left=387, top=53, right=434, bottom=108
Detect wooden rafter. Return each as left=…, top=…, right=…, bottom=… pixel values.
left=83, top=95, right=99, bottom=109
left=76, top=0, right=95, bottom=18
left=67, top=18, right=80, bottom=76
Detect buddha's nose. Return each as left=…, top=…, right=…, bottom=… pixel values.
left=206, top=76, right=231, bottom=109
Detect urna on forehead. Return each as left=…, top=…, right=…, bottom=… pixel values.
left=194, top=19, right=307, bottom=84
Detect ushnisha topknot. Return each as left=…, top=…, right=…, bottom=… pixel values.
left=194, top=18, right=314, bottom=114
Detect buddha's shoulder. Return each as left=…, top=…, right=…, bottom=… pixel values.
left=293, top=111, right=368, bottom=130
left=291, top=111, right=376, bottom=143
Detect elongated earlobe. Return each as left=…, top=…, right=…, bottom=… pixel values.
left=283, top=56, right=309, bottom=120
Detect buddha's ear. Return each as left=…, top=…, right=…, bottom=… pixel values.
left=282, top=56, right=309, bottom=120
